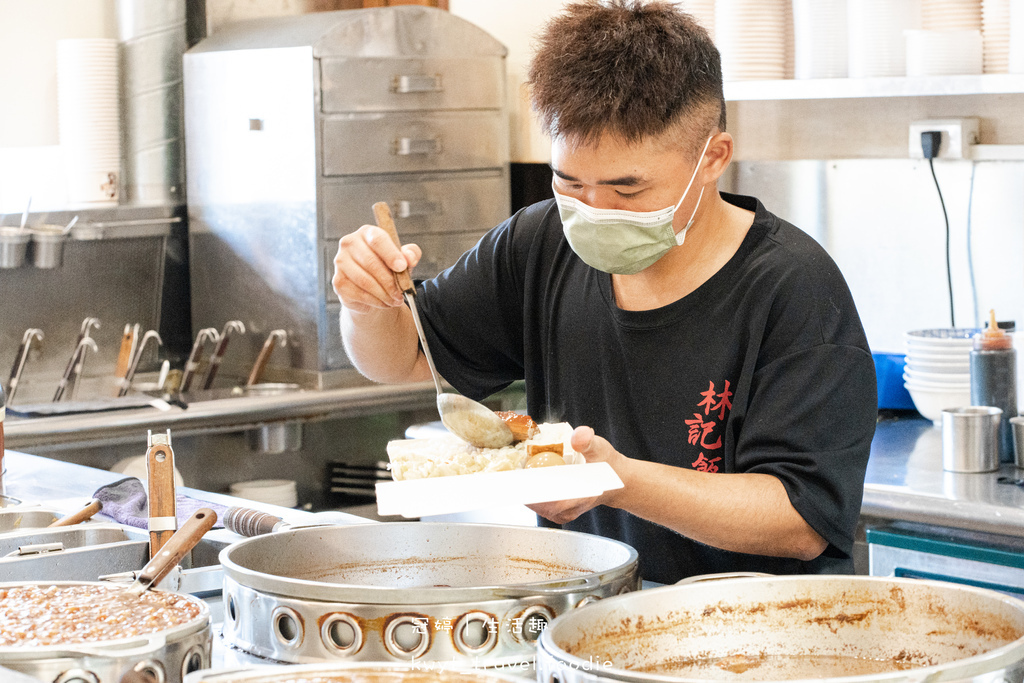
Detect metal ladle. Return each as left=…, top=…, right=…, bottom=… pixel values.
left=372, top=202, right=512, bottom=449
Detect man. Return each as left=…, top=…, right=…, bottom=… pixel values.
left=333, top=0, right=876, bottom=584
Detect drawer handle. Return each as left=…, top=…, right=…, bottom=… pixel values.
left=394, top=137, right=442, bottom=156
left=397, top=200, right=441, bottom=218
left=393, top=74, right=443, bottom=93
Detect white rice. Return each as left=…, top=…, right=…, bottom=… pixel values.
left=386, top=422, right=579, bottom=480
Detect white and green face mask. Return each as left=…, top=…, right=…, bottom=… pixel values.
left=554, top=136, right=712, bottom=275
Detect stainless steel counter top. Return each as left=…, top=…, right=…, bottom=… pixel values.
left=863, top=415, right=1024, bottom=537
left=1, top=449, right=372, bottom=548
left=4, top=378, right=438, bottom=449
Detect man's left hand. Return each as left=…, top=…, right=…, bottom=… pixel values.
left=527, top=426, right=627, bottom=523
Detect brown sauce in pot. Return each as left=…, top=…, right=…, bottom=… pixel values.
left=0, top=584, right=202, bottom=647
left=638, top=653, right=920, bottom=679
left=241, top=674, right=510, bottom=683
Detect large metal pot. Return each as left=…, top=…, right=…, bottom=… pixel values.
left=537, top=575, right=1024, bottom=683
left=219, top=522, right=639, bottom=666
left=0, top=581, right=211, bottom=683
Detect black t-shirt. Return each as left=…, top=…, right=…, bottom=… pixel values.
left=415, top=192, right=877, bottom=584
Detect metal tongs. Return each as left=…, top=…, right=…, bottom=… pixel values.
left=180, top=327, right=220, bottom=393
left=202, top=320, right=245, bottom=390
left=6, top=328, right=43, bottom=404
left=53, top=317, right=100, bottom=402
left=245, top=329, right=288, bottom=387
left=117, top=329, right=163, bottom=397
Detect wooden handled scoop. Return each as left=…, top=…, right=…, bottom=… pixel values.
left=47, top=499, right=102, bottom=527
left=372, top=202, right=513, bottom=449
left=123, top=508, right=217, bottom=597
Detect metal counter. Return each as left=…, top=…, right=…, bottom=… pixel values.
left=863, top=415, right=1024, bottom=537
left=4, top=378, right=438, bottom=449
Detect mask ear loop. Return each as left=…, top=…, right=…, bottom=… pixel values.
left=672, top=136, right=714, bottom=247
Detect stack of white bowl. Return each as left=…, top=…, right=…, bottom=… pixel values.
left=905, top=29, right=983, bottom=75
left=904, top=328, right=977, bottom=424
left=982, top=0, right=1012, bottom=71
left=229, top=479, right=298, bottom=508
left=56, top=38, right=120, bottom=206
left=922, top=0, right=983, bottom=30
left=679, top=0, right=716, bottom=40
left=793, top=0, right=849, bottom=79
left=715, top=0, right=787, bottom=80
left=848, top=0, right=922, bottom=77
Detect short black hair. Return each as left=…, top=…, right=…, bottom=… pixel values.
left=527, top=0, right=725, bottom=152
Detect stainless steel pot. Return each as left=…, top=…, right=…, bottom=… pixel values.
left=537, top=575, right=1024, bottom=683
left=219, top=522, right=639, bottom=666
left=185, top=662, right=531, bottom=683
left=0, top=581, right=211, bottom=683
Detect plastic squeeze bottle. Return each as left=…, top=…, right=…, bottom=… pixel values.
left=971, top=310, right=1018, bottom=462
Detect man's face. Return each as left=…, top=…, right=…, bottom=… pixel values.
left=550, top=131, right=706, bottom=222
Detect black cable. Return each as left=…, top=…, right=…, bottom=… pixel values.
left=927, top=157, right=955, bottom=328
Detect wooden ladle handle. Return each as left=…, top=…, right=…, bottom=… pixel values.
left=136, top=508, right=218, bottom=590
left=48, top=499, right=102, bottom=527
left=372, top=202, right=415, bottom=293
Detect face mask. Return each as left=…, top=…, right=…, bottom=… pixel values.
left=554, top=136, right=713, bottom=275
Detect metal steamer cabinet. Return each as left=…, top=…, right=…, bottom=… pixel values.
left=184, top=7, right=510, bottom=389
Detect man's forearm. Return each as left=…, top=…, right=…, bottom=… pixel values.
left=340, top=305, right=429, bottom=384
left=613, top=460, right=828, bottom=560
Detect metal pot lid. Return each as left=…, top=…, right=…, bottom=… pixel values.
left=538, top=575, right=1024, bottom=683
left=218, top=522, right=638, bottom=604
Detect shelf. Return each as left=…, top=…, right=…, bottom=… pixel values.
left=724, top=73, right=1024, bottom=101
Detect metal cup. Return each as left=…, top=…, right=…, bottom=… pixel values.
left=0, top=227, right=30, bottom=268
left=1012, top=416, right=1024, bottom=469
left=942, top=406, right=1002, bottom=473
left=28, top=225, right=67, bottom=268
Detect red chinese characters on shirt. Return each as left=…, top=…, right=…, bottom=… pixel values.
left=686, top=380, right=733, bottom=473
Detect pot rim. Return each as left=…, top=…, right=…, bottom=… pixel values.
left=537, top=574, right=1024, bottom=683
left=185, top=661, right=533, bottom=683
left=0, top=580, right=210, bottom=659
left=219, top=522, right=639, bottom=604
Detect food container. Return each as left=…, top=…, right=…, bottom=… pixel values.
left=186, top=662, right=531, bottom=683
left=27, top=224, right=68, bottom=268
left=0, top=581, right=212, bottom=683
left=942, top=405, right=1002, bottom=473
left=537, top=574, right=1024, bottom=683
left=219, top=522, right=639, bottom=666
left=0, top=228, right=30, bottom=269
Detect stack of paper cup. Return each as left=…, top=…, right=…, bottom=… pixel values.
left=982, top=0, right=1012, bottom=72
left=848, top=0, right=922, bottom=77
left=793, top=0, right=849, bottom=79
left=716, top=0, right=787, bottom=80
left=1012, top=0, right=1024, bottom=72
left=922, top=0, right=983, bottom=30
left=56, top=38, right=120, bottom=206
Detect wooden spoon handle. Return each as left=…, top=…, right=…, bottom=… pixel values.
left=147, top=435, right=177, bottom=558
left=136, top=508, right=218, bottom=590
left=372, top=202, right=415, bottom=293
left=48, top=499, right=102, bottom=527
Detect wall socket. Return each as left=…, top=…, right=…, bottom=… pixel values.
left=908, top=118, right=979, bottom=159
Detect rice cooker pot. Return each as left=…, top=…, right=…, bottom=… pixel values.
left=537, top=575, right=1024, bottom=683
left=219, top=522, right=640, bottom=665
left=0, top=581, right=211, bottom=683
